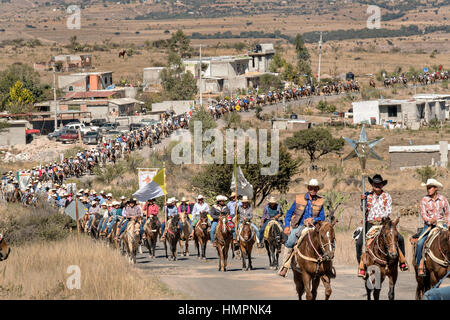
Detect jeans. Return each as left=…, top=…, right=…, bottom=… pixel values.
left=416, top=226, right=433, bottom=265
left=107, top=216, right=119, bottom=235
left=285, top=225, right=304, bottom=249
left=140, top=217, right=147, bottom=239
left=119, top=219, right=129, bottom=237
left=356, top=222, right=407, bottom=263
left=210, top=221, right=218, bottom=242
left=88, top=215, right=94, bottom=229
left=259, top=219, right=285, bottom=243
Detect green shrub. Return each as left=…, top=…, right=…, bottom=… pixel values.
left=416, top=166, right=437, bottom=183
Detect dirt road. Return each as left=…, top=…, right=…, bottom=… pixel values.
left=135, top=242, right=418, bottom=300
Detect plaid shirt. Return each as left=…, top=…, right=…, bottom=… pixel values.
left=363, top=191, right=392, bottom=222
left=420, top=194, right=450, bottom=225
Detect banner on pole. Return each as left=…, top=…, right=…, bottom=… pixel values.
left=138, top=168, right=159, bottom=190
left=18, top=172, right=31, bottom=191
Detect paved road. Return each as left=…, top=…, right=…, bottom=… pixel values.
left=135, top=242, right=418, bottom=300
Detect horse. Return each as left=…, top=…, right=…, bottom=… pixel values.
left=178, top=211, right=191, bottom=257
left=0, top=234, right=10, bottom=261
left=163, top=215, right=181, bottom=261
left=84, top=212, right=102, bottom=239
left=264, top=219, right=283, bottom=270
left=118, top=50, right=126, bottom=58
left=238, top=220, right=256, bottom=271
left=412, top=226, right=450, bottom=300
left=121, top=218, right=141, bottom=264
left=363, top=217, right=400, bottom=300
left=369, top=79, right=376, bottom=88
left=292, top=220, right=336, bottom=300
left=194, top=212, right=209, bottom=260
left=143, top=215, right=160, bottom=258
left=215, top=213, right=234, bottom=272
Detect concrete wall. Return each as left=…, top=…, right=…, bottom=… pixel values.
left=0, top=121, right=27, bottom=146
left=151, top=100, right=193, bottom=115
left=86, top=105, right=109, bottom=118
left=58, top=75, right=87, bottom=92
left=389, top=142, right=450, bottom=169
left=352, top=101, right=379, bottom=124
left=143, top=67, right=164, bottom=85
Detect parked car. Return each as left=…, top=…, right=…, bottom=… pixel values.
left=83, top=131, right=102, bottom=145
left=129, top=123, right=145, bottom=131
left=98, top=122, right=118, bottom=133
left=64, top=123, right=91, bottom=135
left=60, top=129, right=80, bottom=144
left=90, top=118, right=107, bottom=127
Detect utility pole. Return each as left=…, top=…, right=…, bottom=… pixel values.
left=317, top=32, right=323, bottom=84
left=199, top=44, right=203, bottom=108
left=53, top=67, right=58, bottom=131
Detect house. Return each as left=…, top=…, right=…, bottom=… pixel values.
left=352, top=95, right=449, bottom=129
left=389, top=141, right=449, bottom=170
left=143, top=67, right=165, bottom=86
left=58, top=72, right=113, bottom=92
left=34, top=54, right=93, bottom=72
left=0, top=120, right=28, bottom=146
left=248, top=43, right=275, bottom=73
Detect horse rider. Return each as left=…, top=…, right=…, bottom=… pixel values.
left=210, top=195, right=231, bottom=247
left=97, top=202, right=109, bottom=235
left=278, top=179, right=325, bottom=277
left=357, top=174, right=408, bottom=277
left=189, top=195, right=210, bottom=240
left=160, top=198, right=182, bottom=241
left=236, top=196, right=260, bottom=245
left=178, top=196, right=192, bottom=231
left=227, top=192, right=242, bottom=244
left=106, top=201, right=123, bottom=238
left=415, top=178, right=449, bottom=276
left=87, top=200, right=100, bottom=232
left=258, top=196, right=285, bottom=248
left=140, top=198, right=160, bottom=240
left=116, top=198, right=143, bottom=240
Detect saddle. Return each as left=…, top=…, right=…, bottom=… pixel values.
left=294, top=226, right=314, bottom=247
left=263, top=220, right=283, bottom=240
left=365, top=225, right=383, bottom=249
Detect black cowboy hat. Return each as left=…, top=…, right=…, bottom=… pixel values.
left=368, top=174, right=388, bottom=186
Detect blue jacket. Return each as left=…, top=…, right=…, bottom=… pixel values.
left=284, top=193, right=325, bottom=227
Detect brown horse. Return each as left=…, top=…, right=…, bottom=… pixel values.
left=121, top=218, right=141, bottom=264
left=363, top=217, right=400, bottom=300
left=144, top=215, right=160, bottom=258
left=178, top=211, right=190, bottom=256
left=215, top=214, right=234, bottom=272
left=412, top=226, right=450, bottom=300
left=292, top=221, right=336, bottom=300
left=0, top=234, right=11, bottom=261
left=118, top=50, right=126, bottom=58
left=238, top=220, right=256, bottom=271
left=163, top=215, right=181, bottom=261
left=194, top=212, right=209, bottom=260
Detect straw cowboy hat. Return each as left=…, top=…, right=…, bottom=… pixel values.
left=106, top=193, right=113, bottom=198
left=368, top=174, right=387, bottom=187
left=421, top=178, right=443, bottom=189
left=197, top=194, right=204, bottom=200
left=305, top=178, right=324, bottom=189
left=230, top=192, right=237, bottom=199
left=268, top=196, right=277, bottom=203
left=241, top=196, right=250, bottom=203
left=181, top=197, right=188, bottom=202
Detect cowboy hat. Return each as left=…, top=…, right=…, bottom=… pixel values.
left=241, top=196, right=250, bottom=203
left=106, top=193, right=112, bottom=197
left=197, top=194, right=204, bottom=200
left=368, top=174, right=387, bottom=187
left=181, top=197, right=188, bottom=202
left=421, top=178, right=443, bottom=189
left=230, top=192, right=237, bottom=198
left=268, top=196, right=277, bottom=203
left=120, top=196, right=126, bottom=200
left=101, top=202, right=107, bottom=207
left=216, top=195, right=227, bottom=202
left=305, top=178, right=324, bottom=189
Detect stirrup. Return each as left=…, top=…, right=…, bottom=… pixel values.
left=357, top=269, right=366, bottom=278
left=418, top=268, right=425, bottom=277
left=399, top=262, right=408, bottom=271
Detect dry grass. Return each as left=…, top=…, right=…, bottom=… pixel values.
left=0, top=235, right=185, bottom=299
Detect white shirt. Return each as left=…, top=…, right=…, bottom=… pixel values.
left=192, top=202, right=210, bottom=219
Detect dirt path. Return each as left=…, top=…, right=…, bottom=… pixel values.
left=135, top=242, right=418, bottom=300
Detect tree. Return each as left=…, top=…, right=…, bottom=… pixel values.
left=192, top=143, right=301, bottom=206
left=7, top=80, right=34, bottom=114
left=188, top=106, right=217, bottom=136
left=0, top=63, right=43, bottom=111
left=293, top=34, right=311, bottom=76
left=285, top=128, right=344, bottom=164
left=168, top=30, right=193, bottom=58
left=259, top=74, right=283, bottom=92
left=160, top=51, right=198, bottom=100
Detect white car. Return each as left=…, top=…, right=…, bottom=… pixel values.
left=64, top=123, right=93, bottom=135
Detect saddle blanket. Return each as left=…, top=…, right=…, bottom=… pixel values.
left=295, top=226, right=314, bottom=247
left=264, top=220, right=283, bottom=240
left=365, top=225, right=382, bottom=249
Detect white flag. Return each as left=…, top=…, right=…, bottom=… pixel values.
left=230, top=166, right=253, bottom=199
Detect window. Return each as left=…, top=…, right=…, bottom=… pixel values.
left=69, top=86, right=73, bottom=91
left=388, top=105, right=398, bottom=117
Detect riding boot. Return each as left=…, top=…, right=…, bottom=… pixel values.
left=418, top=259, right=426, bottom=277
left=277, top=247, right=294, bottom=277
left=398, top=249, right=409, bottom=271
left=358, top=253, right=366, bottom=277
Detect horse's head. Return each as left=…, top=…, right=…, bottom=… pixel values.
left=315, top=221, right=336, bottom=261
left=198, top=212, right=209, bottom=230
left=0, top=234, right=11, bottom=261
left=220, top=213, right=233, bottom=233
left=381, top=217, right=399, bottom=260
left=240, top=220, right=253, bottom=242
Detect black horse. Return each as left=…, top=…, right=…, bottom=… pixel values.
left=264, top=220, right=283, bottom=270
left=163, top=215, right=181, bottom=261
